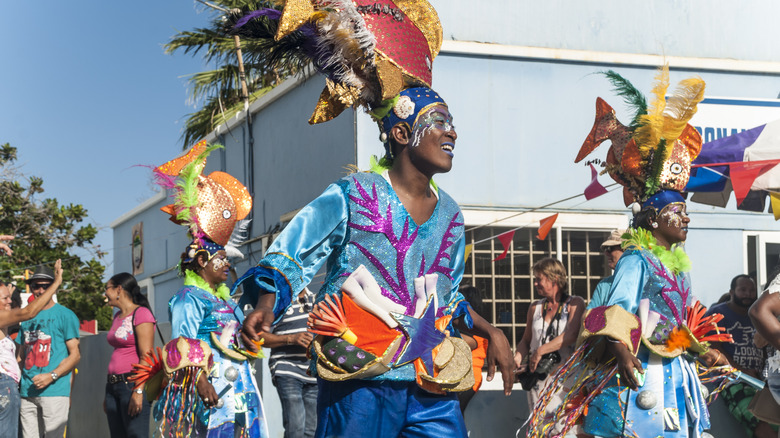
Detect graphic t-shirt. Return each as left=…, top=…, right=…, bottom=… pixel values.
left=705, top=302, right=766, bottom=372
left=18, top=303, right=80, bottom=397
left=106, top=306, right=156, bottom=375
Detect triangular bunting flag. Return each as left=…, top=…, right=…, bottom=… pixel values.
left=464, top=244, right=473, bottom=262
left=584, top=163, right=608, bottom=200
left=730, top=161, right=777, bottom=205
left=771, top=192, right=780, bottom=221
left=537, top=213, right=558, bottom=240
left=492, top=230, right=515, bottom=262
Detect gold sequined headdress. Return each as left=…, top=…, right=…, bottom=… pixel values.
left=232, top=0, right=443, bottom=124
left=574, top=65, right=705, bottom=208
left=153, top=140, right=253, bottom=259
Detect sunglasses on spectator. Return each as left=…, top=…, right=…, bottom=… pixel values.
left=31, top=283, right=53, bottom=290
left=602, top=245, right=621, bottom=254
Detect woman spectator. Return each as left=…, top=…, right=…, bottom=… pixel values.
left=0, top=259, right=63, bottom=437
left=514, top=258, right=585, bottom=417
left=103, top=272, right=155, bottom=438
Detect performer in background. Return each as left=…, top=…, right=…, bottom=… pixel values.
left=531, top=66, right=732, bottom=438
left=131, top=141, right=269, bottom=438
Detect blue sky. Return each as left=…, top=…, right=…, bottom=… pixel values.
left=0, top=2, right=220, bottom=275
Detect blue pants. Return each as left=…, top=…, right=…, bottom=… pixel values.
left=274, top=376, right=317, bottom=438
left=315, top=379, right=467, bottom=438
left=105, top=380, right=151, bottom=438
left=0, top=373, right=20, bottom=438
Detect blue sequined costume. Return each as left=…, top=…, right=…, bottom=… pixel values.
left=235, top=171, right=471, bottom=436
left=582, top=247, right=710, bottom=438
left=165, top=284, right=270, bottom=438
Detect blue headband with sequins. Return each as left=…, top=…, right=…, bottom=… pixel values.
left=380, top=87, right=447, bottom=136
left=641, top=190, right=685, bottom=213
left=183, top=238, right=224, bottom=264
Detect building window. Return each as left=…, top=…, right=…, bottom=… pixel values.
left=462, top=226, right=611, bottom=348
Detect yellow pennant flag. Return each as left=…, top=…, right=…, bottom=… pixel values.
left=771, top=192, right=780, bottom=221
left=464, top=244, right=473, bottom=262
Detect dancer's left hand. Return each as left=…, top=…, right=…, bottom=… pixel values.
left=196, top=373, right=219, bottom=409
left=485, top=327, right=515, bottom=396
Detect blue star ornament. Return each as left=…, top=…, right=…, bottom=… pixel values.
left=390, top=295, right=446, bottom=374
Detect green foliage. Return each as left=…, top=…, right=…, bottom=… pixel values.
left=0, top=143, right=111, bottom=330
left=167, top=1, right=292, bottom=149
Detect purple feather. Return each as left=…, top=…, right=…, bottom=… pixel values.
left=234, top=9, right=282, bottom=29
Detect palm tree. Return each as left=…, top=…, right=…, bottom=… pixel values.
left=167, top=1, right=295, bottom=148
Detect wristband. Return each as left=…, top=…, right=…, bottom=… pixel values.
left=50, top=372, right=58, bottom=381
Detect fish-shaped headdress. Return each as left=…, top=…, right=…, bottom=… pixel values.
left=154, top=140, right=252, bottom=261
left=575, top=65, right=705, bottom=211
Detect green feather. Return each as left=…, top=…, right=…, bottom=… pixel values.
left=601, top=70, right=648, bottom=129
left=175, top=144, right=224, bottom=233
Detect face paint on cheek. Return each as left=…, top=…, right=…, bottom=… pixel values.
left=660, top=204, right=687, bottom=228
left=410, top=124, right=435, bottom=148
left=410, top=111, right=454, bottom=148
left=212, top=257, right=228, bottom=272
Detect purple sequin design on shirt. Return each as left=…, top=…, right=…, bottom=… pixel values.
left=348, top=179, right=462, bottom=316
left=645, top=255, right=689, bottom=326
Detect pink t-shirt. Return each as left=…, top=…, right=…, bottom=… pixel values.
left=106, top=306, right=155, bottom=375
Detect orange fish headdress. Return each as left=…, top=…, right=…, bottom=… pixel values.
left=153, top=140, right=252, bottom=261
left=575, top=65, right=705, bottom=210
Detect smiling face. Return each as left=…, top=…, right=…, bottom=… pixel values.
left=200, top=250, right=230, bottom=286
left=0, top=285, right=11, bottom=310
left=103, top=281, right=121, bottom=307
left=406, top=105, right=457, bottom=175
left=653, top=202, right=690, bottom=246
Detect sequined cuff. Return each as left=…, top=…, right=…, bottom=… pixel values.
left=449, top=299, right=473, bottom=330
left=233, top=253, right=303, bottom=323
left=579, top=305, right=642, bottom=355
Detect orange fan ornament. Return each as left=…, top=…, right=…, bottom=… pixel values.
left=308, top=294, right=358, bottom=344
left=686, top=300, right=733, bottom=345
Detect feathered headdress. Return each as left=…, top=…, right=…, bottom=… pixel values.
left=575, top=65, right=705, bottom=209
left=153, top=140, right=253, bottom=261
left=231, top=0, right=443, bottom=125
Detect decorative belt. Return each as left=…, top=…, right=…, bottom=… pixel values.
left=107, top=372, right=133, bottom=384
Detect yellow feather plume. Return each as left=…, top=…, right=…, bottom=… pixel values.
left=662, top=77, right=706, bottom=141
left=634, top=65, right=670, bottom=159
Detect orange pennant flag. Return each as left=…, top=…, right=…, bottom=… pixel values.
left=537, top=213, right=559, bottom=240
left=464, top=244, right=473, bottom=262
left=493, top=231, right=515, bottom=262
left=771, top=192, right=780, bottom=221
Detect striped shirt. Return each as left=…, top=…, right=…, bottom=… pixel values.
left=269, top=290, right=316, bottom=383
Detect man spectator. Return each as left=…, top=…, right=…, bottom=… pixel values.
left=588, top=229, right=626, bottom=308
left=16, top=264, right=80, bottom=438
left=260, top=287, right=317, bottom=438
left=705, top=274, right=775, bottom=438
